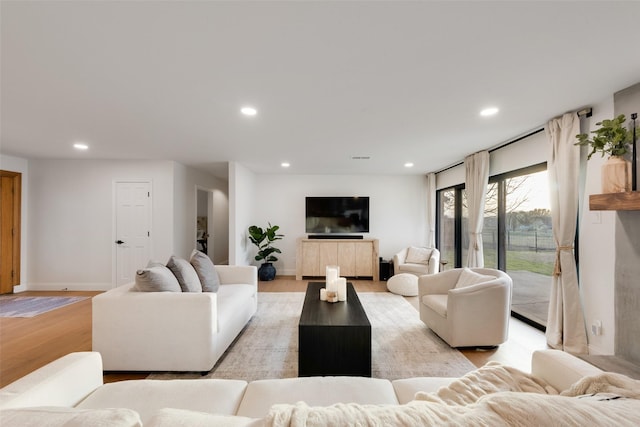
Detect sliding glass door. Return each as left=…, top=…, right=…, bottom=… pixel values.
left=503, top=169, right=553, bottom=327
left=436, top=163, right=553, bottom=329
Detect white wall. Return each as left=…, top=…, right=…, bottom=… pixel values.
left=172, top=162, right=227, bottom=260
left=578, top=96, right=617, bottom=355
left=197, top=189, right=208, bottom=217
left=228, top=162, right=255, bottom=266
left=0, top=154, right=29, bottom=292
left=251, top=174, right=427, bottom=276
left=27, top=159, right=175, bottom=290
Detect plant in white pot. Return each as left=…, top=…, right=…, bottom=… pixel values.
left=248, top=223, right=284, bottom=281
left=575, top=114, right=639, bottom=193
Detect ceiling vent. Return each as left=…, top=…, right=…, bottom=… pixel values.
left=351, top=156, right=371, bottom=160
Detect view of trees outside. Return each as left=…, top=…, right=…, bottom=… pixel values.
left=483, top=173, right=554, bottom=274
left=503, top=171, right=553, bottom=326
left=439, top=188, right=456, bottom=269
left=438, top=169, right=553, bottom=327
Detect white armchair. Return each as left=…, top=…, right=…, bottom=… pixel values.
left=393, top=246, right=440, bottom=276
left=418, top=268, right=512, bottom=348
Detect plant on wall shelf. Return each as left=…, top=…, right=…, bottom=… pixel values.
left=248, top=223, right=284, bottom=281
left=575, top=114, right=636, bottom=159
left=575, top=114, right=639, bottom=193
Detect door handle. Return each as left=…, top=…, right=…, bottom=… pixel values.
left=115, top=240, right=125, bottom=245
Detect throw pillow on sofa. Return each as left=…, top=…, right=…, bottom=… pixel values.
left=405, top=246, right=433, bottom=265
left=455, top=268, right=496, bottom=289
left=133, top=264, right=181, bottom=292
left=190, top=249, right=220, bottom=292
left=167, top=256, right=202, bottom=293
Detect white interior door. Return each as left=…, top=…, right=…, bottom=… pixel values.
left=115, top=181, right=151, bottom=286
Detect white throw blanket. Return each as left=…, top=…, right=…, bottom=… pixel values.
left=561, top=371, right=640, bottom=399
left=413, top=361, right=557, bottom=405
left=266, top=363, right=640, bottom=427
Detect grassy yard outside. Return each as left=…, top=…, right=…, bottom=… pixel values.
left=483, top=248, right=554, bottom=276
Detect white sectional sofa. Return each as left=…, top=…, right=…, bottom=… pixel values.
left=0, top=349, right=617, bottom=426
left=92, top=265, right=257, bottom=372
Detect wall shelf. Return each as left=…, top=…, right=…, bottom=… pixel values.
left=589, top=192, right=640, bottom=211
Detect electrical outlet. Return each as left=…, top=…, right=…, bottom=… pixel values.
left=591, top=320, right=602, bottom=336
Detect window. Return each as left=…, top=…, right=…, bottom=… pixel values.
left=436, top=163, right=552, bottom=330
left=501, top=167, right=553, bottom=328
left=437, top=187, right=457, bottom=270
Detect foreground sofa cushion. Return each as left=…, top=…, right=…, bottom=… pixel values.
left=0, top=352, right=103, bottom=410
left=190, top=249, right=221, bottom=292
left=236, top=376, right=398, bottom=419
left=531, top=348, right=603, bottom=392
left=147, top=408, right=262, bottom=427
left=0, top=407, right=142, bottom=427
left=76, top=379, right=248, bottom=425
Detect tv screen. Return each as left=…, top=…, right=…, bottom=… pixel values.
left=305, top=197, right=369, bottom=234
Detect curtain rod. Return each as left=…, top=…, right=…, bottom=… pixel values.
left=434, top=106, right=592, bottom=175
left=434, top=127, right=545, bottom=174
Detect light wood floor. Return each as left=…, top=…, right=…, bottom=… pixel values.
left=0, top=277, right=548, bottom=387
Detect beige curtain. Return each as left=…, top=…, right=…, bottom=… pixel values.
left=464, top=151, right=490, bottom=268
left=545, top=113, right=588, bottom=354
left=426, top=172, right=436, bottom=248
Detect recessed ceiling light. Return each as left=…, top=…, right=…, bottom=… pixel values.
left=73, top=142, right=89, bottom=150
left=241, top=106, right=257, bottom=116
left=480, top=107, right=499, bottom=117
left=281, top=162, right=290, bottom=168
left=404, top=162, right=414, bottom=168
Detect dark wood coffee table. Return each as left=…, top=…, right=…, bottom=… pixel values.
left=298, top=282, right=371, bottom=377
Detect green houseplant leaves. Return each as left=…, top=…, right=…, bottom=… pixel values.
left=248, top=223, right=284, bottom=263
left=575, top=114, right=637, bottom=159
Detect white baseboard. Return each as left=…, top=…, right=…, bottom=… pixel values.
left=25, top=282, right=114, bottom=292
left=12, top=284, right=28, bottom=293
left=279, top=268, right=296, bottom=276
left=588, top=344, right=614, bottom=356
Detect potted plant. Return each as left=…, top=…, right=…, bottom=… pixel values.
left=575, top=114, right=638, bottom=193
left=248, top=223, right=284, bottom=281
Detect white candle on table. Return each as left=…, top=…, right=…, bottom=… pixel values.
left=320, top=288, right=327, bottom=301
left=326, top=266, right=339, bottom=292
left=337, top=277, right=347, bottom=301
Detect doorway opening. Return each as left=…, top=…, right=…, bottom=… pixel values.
left=195, top=187, right=229, bottom=264
left=196, top=188, right=210, bottom=255
left=0, top=170, right=21, bottom=294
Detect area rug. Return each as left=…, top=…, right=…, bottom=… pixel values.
left=148, top=292, right=476, bottom=381
left=0, top=296, right=89, bottom=318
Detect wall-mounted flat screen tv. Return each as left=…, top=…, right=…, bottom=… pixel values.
left=305, top=196, right=369, bottom=234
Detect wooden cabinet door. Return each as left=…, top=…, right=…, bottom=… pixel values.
left=338, top=242, right=356, bottom=276
left=355, top=241, right=374, bottom=277
left=319, top=242, right=338, bottom=273
left=301, top=241, right=320, bottom=277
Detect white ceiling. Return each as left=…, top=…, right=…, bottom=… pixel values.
left=2, top=1, right=640, bottom=178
